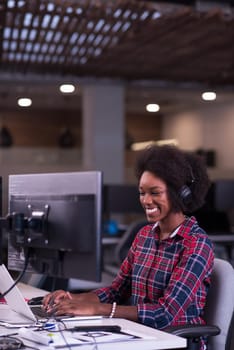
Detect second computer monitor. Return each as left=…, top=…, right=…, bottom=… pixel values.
left=7, top=171, right=103, bottom=282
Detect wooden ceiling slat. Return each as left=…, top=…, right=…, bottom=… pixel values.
left=0, top=0, right=234, bottom=85
left=0, top=1, right=7, bottom=60
left=87, top=10, right=196, bottom=69
left=81, top=8, right=234, bottom=82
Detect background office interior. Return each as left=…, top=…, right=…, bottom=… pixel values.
left=0, top=1, right=234, bottom=262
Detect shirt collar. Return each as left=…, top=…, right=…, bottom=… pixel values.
left=152, top=221, right=183, bottom=238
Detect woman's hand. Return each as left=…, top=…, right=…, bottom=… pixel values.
left=43, top=290, right=73, bottom=312
left=43, top=290, right=100, bottom=315
left=50, top=299, right=100, bottom=317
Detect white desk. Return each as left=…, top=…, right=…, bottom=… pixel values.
left=209, top=234, right=234, bottom=243
left=102, top=236, right=120, bottom=245
left=17, top=282, right=48, bottom=299
left=0, top=283, right=187, bottom=350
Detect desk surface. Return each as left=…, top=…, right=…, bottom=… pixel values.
left=102, top=236, right=120, bottom=245
left=103, top=234, right=234, bottom=244
left=17, top=282, right=48, bottom=299
left=209, top=234, right=234, bottom=242
left=0, top=283, right=187, bottom=350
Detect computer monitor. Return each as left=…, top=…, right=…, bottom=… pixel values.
left=6, top=171, right=103, bottom=282
left=0, top=176, right=2, bottom=217
left=0, top=176, right=3, bottom=265
left=214, top=180, right=234, bottom=211
left=103, top=184, right=143, bottom=215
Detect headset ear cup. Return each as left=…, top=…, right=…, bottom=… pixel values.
left=179, top=185, right=192, bottom=204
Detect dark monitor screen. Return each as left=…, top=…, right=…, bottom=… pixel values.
left=0, top=176, right=2, bottom=265
left=103, top=184, right=143, bottom=215
left=7, top=171, right=103, bottom=282
left=215, top=180, right=234, bottom=211
left=0, top=176, right=2, bottom=217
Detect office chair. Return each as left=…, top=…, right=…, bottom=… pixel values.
left=114, top=220, right=148, bottom=265
left=104, top=220, right=148, bottom=276
left=105, top=223, right=234, bottom=349
left=166, top=258, right=234, bottom=350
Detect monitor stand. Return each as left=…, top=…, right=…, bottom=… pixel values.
left=38, top=276, right=69, bottom=292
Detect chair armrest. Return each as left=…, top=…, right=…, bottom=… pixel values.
left=165, top=324, right=220, bottom=339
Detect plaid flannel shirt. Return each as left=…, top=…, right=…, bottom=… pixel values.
left=95, top=216, right=214, bottom=335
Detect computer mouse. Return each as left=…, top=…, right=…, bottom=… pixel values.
left=27, top=296, right=44, bottom=306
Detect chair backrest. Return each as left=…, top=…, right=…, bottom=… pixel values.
left=204, top=258, right=234, bottom=350
left=114, top=220, right=148, bottom=265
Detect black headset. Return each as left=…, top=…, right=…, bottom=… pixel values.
left=179, top=165, right=195, bottom=204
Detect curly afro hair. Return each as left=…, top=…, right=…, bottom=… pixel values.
left=135, top=144, right=210, bottom=213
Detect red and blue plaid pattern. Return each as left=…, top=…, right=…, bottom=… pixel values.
left=95, top=216, right=214, bottom=349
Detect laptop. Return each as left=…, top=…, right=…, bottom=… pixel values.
left=0, top=264, right=47, bottom=324
left=0, top=264, right=104, bottom=325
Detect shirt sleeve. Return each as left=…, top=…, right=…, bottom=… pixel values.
left=94, top=233, right=139, bottom=303
left=94, top=259, right=132, bottom=303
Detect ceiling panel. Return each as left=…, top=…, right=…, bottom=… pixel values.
left=0, top=0, right=233, bottom=113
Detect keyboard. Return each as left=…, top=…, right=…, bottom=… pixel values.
left=30, top=306, right=51, bottom=319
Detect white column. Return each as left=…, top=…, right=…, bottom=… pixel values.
left=82, top=81, right=125, bottom=183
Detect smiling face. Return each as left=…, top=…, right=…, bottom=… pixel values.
left=139, top=170, right=171, bottom=223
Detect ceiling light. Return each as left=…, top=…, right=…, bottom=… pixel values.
left=131, top=140, right=155, bottom=151
left=17, top=97, right=32, bottom=107
left=59, top=83, right=75, bottom=94
left=202, top=91, right=216, bottom=101
left=146, top=103, right=160, bottom=112
left=131, top=139, right=178, bottom=151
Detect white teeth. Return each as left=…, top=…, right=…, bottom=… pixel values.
left=145, top=207, right=158, bottom=214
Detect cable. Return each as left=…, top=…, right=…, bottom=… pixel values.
left=57, top=322, right=73, bottom=350
left=39, top=320, right=72, bottom=350
left=49, top=251, right=66, bottom=292
left=86, top=333, right=98, bottom=350
left=0, top=248, right=31, bottom=298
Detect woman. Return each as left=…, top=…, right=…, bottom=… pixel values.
left=43, top=145, right=214, bottom=348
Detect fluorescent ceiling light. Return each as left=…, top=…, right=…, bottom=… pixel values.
left=59, top=83, right=75, bottom=93
left=131, top=139, right=178, bottom=151
left=146, top=103, right=160, bottom=112
left=202, top=91, right=216, bottom=101
left=17, top=97, right=32, bottom=107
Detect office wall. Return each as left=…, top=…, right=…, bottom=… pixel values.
left=1, top=101, right=234, bottom=212
left=0, top=109, right=82, bottom=147
left=0, top=109, right=161, bottom=212
left=162, top=102, right=234, bottom=180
